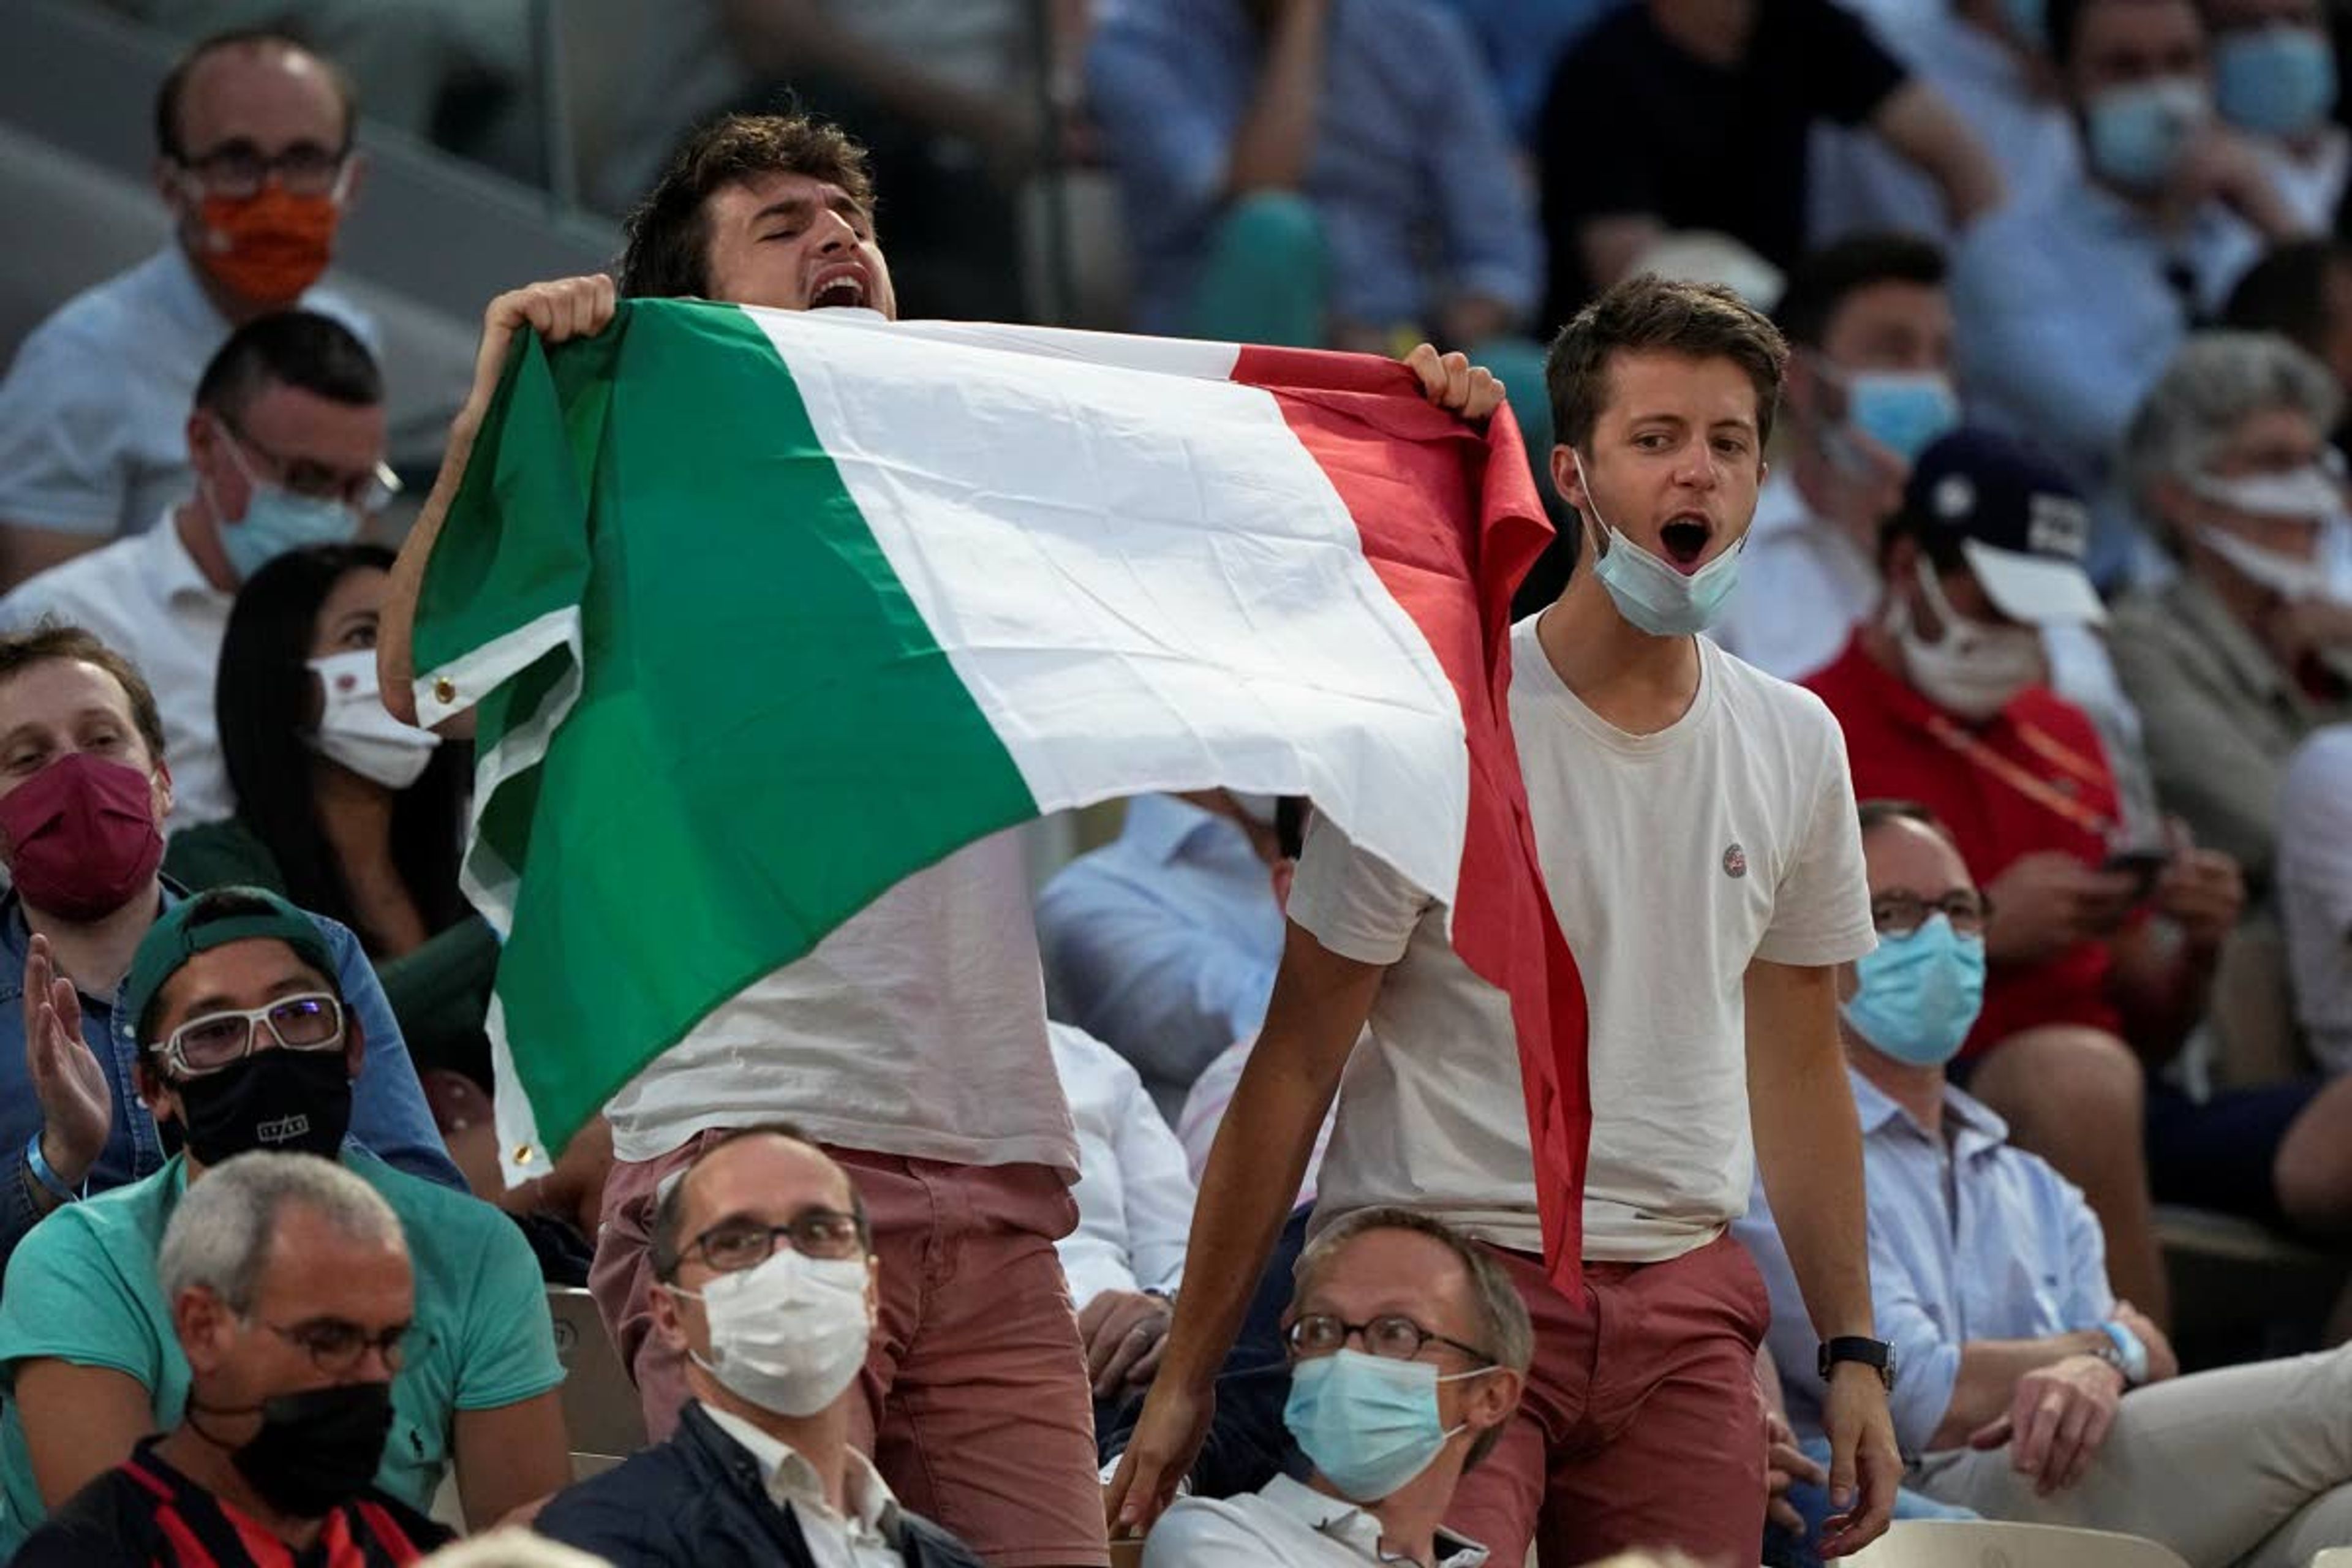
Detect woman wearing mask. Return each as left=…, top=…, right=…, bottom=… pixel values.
left=165, top=543, right=494, bottom=1078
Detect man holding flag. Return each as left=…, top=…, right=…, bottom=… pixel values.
left=377, top=112, right=1515, bottom=1568
left=1109, top=275, right=1904, bottom=1564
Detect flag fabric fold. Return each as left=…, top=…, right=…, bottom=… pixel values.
left=413, top=299, right=1593, bottom=1287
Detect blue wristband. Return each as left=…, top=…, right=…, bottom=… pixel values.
left=2098, top=1319, right=2149, bottom=1385
left=23, top=1134, right=77, bottom=1205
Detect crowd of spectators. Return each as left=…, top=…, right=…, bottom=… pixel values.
left=5, top=2, right=2352, bottom=1566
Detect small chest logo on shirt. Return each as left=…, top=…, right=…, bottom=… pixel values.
left=1722, top=842, right=1747, bottom=879
left=256, top=1113, right=312, bottom=1145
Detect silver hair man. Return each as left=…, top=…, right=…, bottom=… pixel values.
left=158, top=1150, right=405, bottom=1313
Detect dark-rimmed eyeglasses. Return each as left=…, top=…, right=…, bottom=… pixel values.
left=172, top=141, right=352, bottom=200
left=682, top=1208, right=867, bottom=1274
left=1869, top=890, right=1989, bottom=938
left=260, top=1315, right=408, bottom=1376
left=1285, top=1312, right=1492, bottom=1365
left=216, top=418, right=399, bottom=513
left=158, top=994, right=345, bottom=1079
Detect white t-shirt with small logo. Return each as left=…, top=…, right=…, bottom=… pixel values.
left=1289, top=616, right=1874, bottom=1262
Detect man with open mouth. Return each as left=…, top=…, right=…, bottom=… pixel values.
left=1115, top=273, right=1901, bottom=1564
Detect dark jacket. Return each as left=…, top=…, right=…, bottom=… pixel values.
left=532, top=1403, right=987, bottom=1568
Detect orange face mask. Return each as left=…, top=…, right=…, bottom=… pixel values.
left=193, top=184, right=341, bottom=306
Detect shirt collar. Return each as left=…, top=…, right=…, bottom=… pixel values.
left=698, top=1405, right=899, bottom=1539
left=1846, top=1063, right=2011, bottom=1161
left=1120, top=793, right=1232, bottom=866
left=141, top=509, right=230, bottom=612
left=1257, top=1475, right=1490, bottom=1568
left=149, top=243, right=235, bottom=341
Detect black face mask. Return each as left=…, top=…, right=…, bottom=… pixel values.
left=190, top=1382, right=394, bottom=1518
left=169, top=1050, right=353, bottom=1166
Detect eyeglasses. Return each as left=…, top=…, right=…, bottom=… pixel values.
left=216, top=418, right=399, bottom=513
left=159, top=993, right=345, bottom=1079
left=1285, top=1313, right=1492, bottom=1365
left=683, top=1208, right=867, bottom=1274
left=1869, top=890, right=1991, bottom=938
left=173, top=140, right=351, bottom=200
left=260, top=1316, right=408, bottom=1376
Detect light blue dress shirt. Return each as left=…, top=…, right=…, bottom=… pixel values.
left=1735, top=1066, right=2113, bottom=1459
left=1951, top=178, right=2261, bottom=582
left=1085, top=0, right=1542, bottom=336
left=1038, top=796, right=1285, bottom=1118
left=1430, top=0, right=1630, bottom=146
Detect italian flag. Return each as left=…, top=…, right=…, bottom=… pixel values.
left=413, top=299, right=1594, bottom=1284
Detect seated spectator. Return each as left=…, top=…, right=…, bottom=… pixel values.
left=0, top=625, right=458, bottom=1286
left=165, top=543, right=493, bottom=1086
left=1038, top=793, right=1285, bottom=1116
left=1714, top=232, right=1959, bottom=680
left=1796, top=423, right=2239, bottom=1316
left=1087, top=0, right=1547, bottom=421
left=1809, top=0, right=2079, bottom=248
left=1743, top=801, right=2352, bottom=1567
left=1536, top=0, right=2002, bottom=317
left=2203, top=0, right=2346, bottom=230
left=1951, top=0, right=2310, bottom=581
left=1139, top=1207, right=1528, bottom=1568
left=532, top=1124, right=984, bottom=1567
left=0, top=311, right=392, bottom=831
left=2226, top=238, right=2352, bottom=458
left=8, top=1152, right=451, bottom=1567
left=0, top=29, right=372, bottom=587
left=1050, top=1022, right=1193, bottom=1432
left=2281, top=725, right=2352, bottom=1074
left=2108, top=331, right=2352, bottom=884
left=0, top=886, right=566, bottom=1550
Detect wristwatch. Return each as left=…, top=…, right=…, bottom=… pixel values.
left=1819, top=1336, right=1898, bottom=1390
left=2091, top=1320, right=2149, bottom=1387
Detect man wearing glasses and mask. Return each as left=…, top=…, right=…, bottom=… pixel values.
left=534, top=1124, right=986, bottom=1568
left=0, top=309, right=401, bottom=831
left=0, top=887, right=567, bottom=1553
left=10, top=1150, right=449, bottom=1567
left=0, top=28, right=374, bottom=589
left=1142, top=1208, right=1529, bottom=1568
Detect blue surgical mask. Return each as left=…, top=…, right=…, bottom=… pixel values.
left=1284, top=1351, right=1479, bottom=1502
left=209, top=423, right=364, bottom=581
left=1842, top=371, right=1961, bottom=464
left=2214, top=26, right=2337, bottom=139
left=1842, top=913, right=1988, bottom=1068
left=1574, top=451, right=1745, bottom=637
left=2085, top=77, right=2211, bottom=192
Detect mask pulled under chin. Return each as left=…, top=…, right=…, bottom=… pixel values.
left=1890, top=561, right=2042, bottom=722
left=1574, top=451, right=1745, bottom=636
left=188, top=1381, right=393, bottom=1518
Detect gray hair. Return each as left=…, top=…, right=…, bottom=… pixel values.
left=158, top=1152, right=405, bottom=1314
left=1294, top=1207, right=1534, bottom=1374
left=2120, top=330, right=2343, bottom=518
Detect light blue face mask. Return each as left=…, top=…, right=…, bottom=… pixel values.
left=2214, top=26, right=2337, bottom=139
left=2084, top=77, right=2211, bottom=192
left=1842, top=913, right=1988, bottom=1068
left=1842, top=371, right=1961, bottom=464
left=1574, top=451, right=1745, bottom=637
left=211, top=424, right=364, bottom=581
left=1284, top=1350, right=1480, bottom=1502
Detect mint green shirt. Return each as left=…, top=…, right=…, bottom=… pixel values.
left=0, top=1149, right=562, bottom=1552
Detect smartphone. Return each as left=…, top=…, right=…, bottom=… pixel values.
left=2100, top=848, right=2169, bottom=898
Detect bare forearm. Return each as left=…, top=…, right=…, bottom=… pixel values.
left=1926, top=1333, right=2109, bottom=1448
left=1873, top=81, right=2003, bottom=228
left=1749, top=970, right=1872, bottom=1340
left=379, top=404, right=487, bottom=727
left=1227, top=0, right=1329, bottom=194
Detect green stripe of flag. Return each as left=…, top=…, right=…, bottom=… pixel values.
left=418, top=300, right=1039, bottom=1150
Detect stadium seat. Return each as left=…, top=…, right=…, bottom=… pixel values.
left=1845, top=1520, right=2189, bottom=1567
left=548, top=1285, right=649, bottom=1460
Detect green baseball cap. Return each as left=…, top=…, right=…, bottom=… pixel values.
left=122, top=886, right=337, bottom=1050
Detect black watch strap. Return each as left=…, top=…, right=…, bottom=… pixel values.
left=1819, top=1335, right=1896, bottom=1390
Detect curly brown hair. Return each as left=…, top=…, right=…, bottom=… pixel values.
left=617, top=113, right=878, bottom=301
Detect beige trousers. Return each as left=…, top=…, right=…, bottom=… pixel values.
left=1912, top=1346, right=2352, bottom=1568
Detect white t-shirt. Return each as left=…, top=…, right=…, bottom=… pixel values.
left=605, top=831, right=1079, bottom=1175
left=2280, top=725, right=2352, bottom=1076
left=0, top=511, right=233, bottom=829
left=1289, top=618, right=1875, bottom=1262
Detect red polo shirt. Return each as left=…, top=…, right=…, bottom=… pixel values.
left=1804, top=630, right=2122, bottom=1057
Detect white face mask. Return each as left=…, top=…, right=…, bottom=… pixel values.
left=2184, top=462, right=2352, bottom=604
left=1891, top=558, right=2044, bottom=722
left=669, top=1248, right=872, bottom=1417
left=308, top=650, right=440, bottom=790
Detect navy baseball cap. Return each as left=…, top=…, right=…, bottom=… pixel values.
left=1902, top=429, right=2106, bottom=627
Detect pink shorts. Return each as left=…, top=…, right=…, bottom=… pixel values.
left=592, top=1136, right=1109, bottom=1567
left=1444, top=1232, right=1771, bottom=1567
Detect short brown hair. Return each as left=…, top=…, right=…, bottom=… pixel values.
left=0, top=625, right=169, bottom=765
left=1545, top=274, right=1789, bottom=454
left=617, top=113, right=878, bottom=301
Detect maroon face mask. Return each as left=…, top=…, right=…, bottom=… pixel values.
left=0, top=753, right=164, bottom=921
